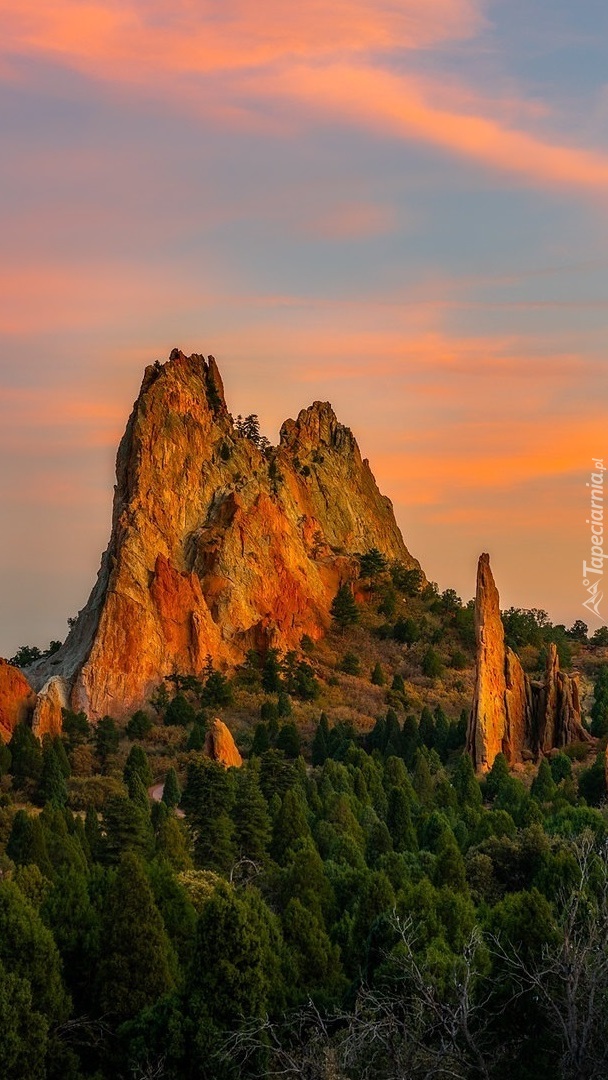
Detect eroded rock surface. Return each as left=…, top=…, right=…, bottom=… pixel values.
left=0, top=659, right=36, bottom=742
left=468, top=554, right=591, bottom=771
left=204, top=718, right=243, bottom=768
left=28, top=350, right=422, bottom=718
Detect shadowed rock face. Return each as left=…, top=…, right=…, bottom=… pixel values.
left=468, top=554, right=591, bottom=772
left=0, top=660, right=36, bottom=743
left=27, top=350, right=421, bottom=719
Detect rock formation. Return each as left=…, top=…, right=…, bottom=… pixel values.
left=28, top=349, right=421, bottom=719
left=204, top=718, right=243, bottom=768
left=31, top=677, right=69, bottom=739
left=0, top=659, right=36, bottom=742
left=467, top=554, right=591, bottom=771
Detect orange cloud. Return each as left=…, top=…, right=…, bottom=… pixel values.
left=1, top=0, right=483, bottom=75
left=2, top=1, right=607, bottom=193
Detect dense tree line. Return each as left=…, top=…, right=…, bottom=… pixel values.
left=1, top=692, right=608, bottom=1079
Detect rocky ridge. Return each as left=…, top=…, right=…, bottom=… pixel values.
left=467, top=553, right=591, bottom=771
left=27, top=349, right=421, bottom=720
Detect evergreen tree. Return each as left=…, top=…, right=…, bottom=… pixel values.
left=312, top=714, right=330, bottom=767
left=8, top=723, right=42, bottom=788
left=402, top=714, right=419, bottom=768
left=330, top=584, right=359, bottom=630
left=419, top=706, right=436, bottom=749
left=0, top=879, right=69, bottom=1025
left=123, top=745, right=153, bottom=797
left=359, top=547, right=387, bottom=580
left=391, top=673, right=405, bottom=694
left=340, top=651, right=361, bottom=675
left=386, top=787, right=418, bottom=852
left=371, top=662, right=385, bottom=686
left=393, top=616, right=420, bottom=645
left=101, top=795, right=154, bottom=864
left=0, top=958, right=48, bottom=1080
left=531, top=758, right=557, bottom=803
left=164, top=693, right=195, bottom=727
left=162, top=767, right=181, bottom=809
left=95, top=715, right=119, bottom=769
left=271, top=788, right=312, bottom=863
left=0, top=739, right=11, bottom=777
left=433, top=705, right=450, bottom=762
left=126, top=710, right=153, bottom=740
left=97, top=851, right=175, bottom=1023
left=251, top=722, right=271, bottom=755
left=182, top=760, right=236, bottom=871
left=262, top=648, right=283, bottom=693
left=6, top=811, right=52, bottom=878
left=35, top=742, right=68, bottom=809
left=186, top=721, right=207, bottom=750
left=422, top=646, right=443, bottom=678
left=233, top=763, right=272, bottom=863
left=276, top=722, right=301, bottom=759
left=203, top=670, right=233, bottom=707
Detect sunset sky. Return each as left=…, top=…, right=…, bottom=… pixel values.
left=2, top=0, right=608, bottom=656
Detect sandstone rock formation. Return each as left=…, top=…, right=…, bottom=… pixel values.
left=204, top=718, right=243, bottom=768
left=0, top=659, right=36, bottom=742
left=28, top=350, right=421, bottom=719
left=31, top=676, right=69, bottom=739
left=467, top=554, right=591, bottom=771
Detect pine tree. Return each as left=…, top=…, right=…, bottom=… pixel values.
left=276, top=723, right=301, bottom=759
left=312, top=714, right=330, bottom=766
left=162, top=767, right=181, bottom=809
left=251, top=722, right=271, bottom=756
left=8, top=724, right=42, bottom=788
left=123, top=745, right=153, bottom=797
left=371, top=662, right=385, bottom=686
left=401, top=714, right=419, bottom=769
left=95, top=716, right=120, bottom=769
left=97, top=852, right=175, bottom=1023
left=233, top=763, right=272, bottom=862
left=271, top=788, right=312, bottom=863
left=330, top=584, right=359, bottom=630
left=262, top=649, right=283, bottom=693
left=36, top=744, right=68, bottom=808
left=386, top=787, right=418, bottom=852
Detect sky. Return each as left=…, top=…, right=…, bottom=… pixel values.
left=1, top=0, right=608, bottom=656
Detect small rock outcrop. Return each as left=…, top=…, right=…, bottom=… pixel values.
left=0, top=659, right=36, bottom=742
left=204, top=718, right=243, bottom=768
left=27, top=350, right=422, bottom=719
left=31, top=677, right=68, bottom=739
left=467, top=554, right=591, bottom=771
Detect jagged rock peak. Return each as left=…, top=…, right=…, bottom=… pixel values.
left=467, top=553, right=591, bottom=773
left=27, top=350, right=422, bottom=720
left=280, top=401, right=355, bottom=454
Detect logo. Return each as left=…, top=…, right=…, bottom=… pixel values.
left=582, top=458, right=606, bottom=621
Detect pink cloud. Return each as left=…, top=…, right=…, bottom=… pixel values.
left=2, top=1, right=607, bottom=194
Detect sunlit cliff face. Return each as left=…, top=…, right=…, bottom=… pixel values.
left=2, top=0, right=608, bottom=653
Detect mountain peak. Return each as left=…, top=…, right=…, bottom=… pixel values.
left=28, top=350, right=422, bottom=718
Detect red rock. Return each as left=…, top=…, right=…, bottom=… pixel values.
left=31, top=677, right=68, bottom=739
left=29, top=351, right=422, bottom=718
left=0, top=659, right=36, bottom=742
left=467, top=554, right=510, bottom=771
left=204, top=718, right=243, bottom=768
left=468, top=554, right=591, bottom=772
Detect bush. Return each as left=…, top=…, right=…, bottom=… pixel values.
left=421, top=647, right=443, bottom=678
left=340, top=653, right=361, bottom=676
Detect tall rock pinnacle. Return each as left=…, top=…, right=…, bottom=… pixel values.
left=28, top=350, right=422, bottom=719
left=467, top=553, right=591, bottom=771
